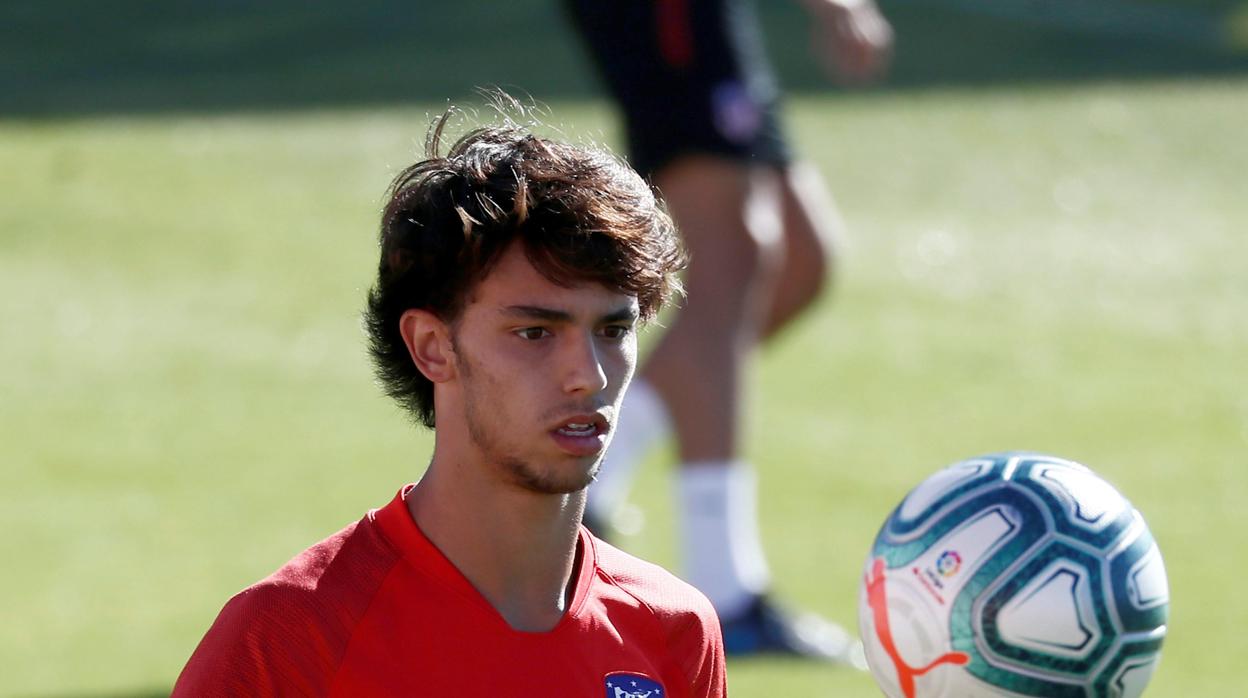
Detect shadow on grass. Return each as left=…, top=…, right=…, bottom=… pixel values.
left=2, top=0, right=1246, bottom=118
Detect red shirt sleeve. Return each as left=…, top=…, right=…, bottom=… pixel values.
left=172, top=582, right=340, bottom=697
left=173, top=517, right=399, bottom=697
left=667, top=594, right=728, bottom=698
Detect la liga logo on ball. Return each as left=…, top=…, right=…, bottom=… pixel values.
left=934, top=550, right=961, bottom=578
left=858, top=452, right=1169, bottom=698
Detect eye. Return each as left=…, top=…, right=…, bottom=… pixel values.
left=515, top=327, right=551, bottom=340
left=600, top=325, right=632, bottom=340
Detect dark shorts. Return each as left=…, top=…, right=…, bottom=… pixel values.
left=565, top=0, right=791, bottom=177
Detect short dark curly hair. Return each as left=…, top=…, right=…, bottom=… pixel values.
left=364, top=108, right=686, bottom=428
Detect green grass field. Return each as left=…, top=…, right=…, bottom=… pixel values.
left=4, top=2, right=1247, bottom=696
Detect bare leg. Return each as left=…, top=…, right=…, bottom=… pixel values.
left=762, top=162, right=842, bottom=340
left=641, top=158, right=839, bottom=463
left=643, top=156, right=784, bottom=463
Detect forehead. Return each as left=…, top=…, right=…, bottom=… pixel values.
left=466, top=243, right=637, bottom=315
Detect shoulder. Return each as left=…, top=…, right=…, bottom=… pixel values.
left=591, top=535, right=726, bottom=695
left=593, top=536, right=716, bottom=624
left=173, top=514, right=401, bottom=697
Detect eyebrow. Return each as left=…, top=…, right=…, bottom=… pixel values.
left=502, top=304, right=639, bottom=324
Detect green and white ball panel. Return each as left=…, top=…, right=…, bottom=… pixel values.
left=1109, top=522, right=1169, bottom=633
left=991, top=557, right=1102, bottom=660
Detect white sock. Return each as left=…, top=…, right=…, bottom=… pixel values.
left=588, top=378, right=671, bottom=520
left=677, top=461, right=771, bottom=619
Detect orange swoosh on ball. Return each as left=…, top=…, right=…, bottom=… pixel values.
left=865, top=557, right=971, bottom=698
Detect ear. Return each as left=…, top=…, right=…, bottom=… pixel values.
left=398, top=309, right=457, bottom=383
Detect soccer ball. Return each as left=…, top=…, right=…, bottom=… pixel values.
left=858, top=453, right=1169, bottom=698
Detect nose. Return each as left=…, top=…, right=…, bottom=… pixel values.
left=563, top=331, right=609, bottom=395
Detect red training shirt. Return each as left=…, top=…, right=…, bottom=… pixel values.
left=174, top=486, right=726, bottom=697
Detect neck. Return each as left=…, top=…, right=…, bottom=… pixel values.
left=407, top=449, right=587, bottom=632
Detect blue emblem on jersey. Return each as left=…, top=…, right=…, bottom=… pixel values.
left=604, top=672, right=664, bottom=698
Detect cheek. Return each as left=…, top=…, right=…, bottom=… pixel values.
left=460, top=350, right=521, bottom=404
left=621, top=335, right=638, bottom=364
left=606, top=341, right=638, bottom=387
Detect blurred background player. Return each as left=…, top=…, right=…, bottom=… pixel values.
left=565, top=0, right=893, bottom=661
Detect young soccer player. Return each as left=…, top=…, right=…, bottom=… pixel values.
left=565, top=0, right=892, bottom=661
left=173, top=107, right=725, bottom=696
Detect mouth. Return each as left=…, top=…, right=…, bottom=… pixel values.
left=549, top=412, right=611, bottom=457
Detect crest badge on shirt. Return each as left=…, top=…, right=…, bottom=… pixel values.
left=604, top=672, right=664, bottom=698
